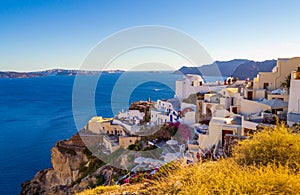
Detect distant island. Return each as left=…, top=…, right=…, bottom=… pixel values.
left=0, top=69, right=125, bottom=78
left=1, top=59, right=278, bottom=79
left=174, top=59, right=277, bottom=80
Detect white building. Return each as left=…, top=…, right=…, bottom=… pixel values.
left=175, top=74, right=225, bottom=100
left=156, top=99, right=180, bottom=113
left=116, top=110, right=145, bottom=123
left=150, top=99, right=180, bottom=125
left=181, top=102, right=196, bottom=124
left=196, top=86, right=244, bottom=122
left=287, top=70, right=300, bottom=126
left=198, top=116, right=243, bottom=150
left=197, top=115, right=258, bottom=151
left=244, top=57, right=300, bottom=100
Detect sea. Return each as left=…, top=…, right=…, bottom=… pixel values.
left=0, top=71, right=221, bottom=194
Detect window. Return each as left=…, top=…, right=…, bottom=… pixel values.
left=263, top=83, right=269, bottom=89
left=129, top=140, right=132, bottom=143
left=191, top=81, right=194, bottom=86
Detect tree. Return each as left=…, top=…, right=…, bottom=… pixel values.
left=280, top=74, right=291, bottom=89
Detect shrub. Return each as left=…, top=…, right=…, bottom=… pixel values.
left=154, top=160, right=300, bottom=195
left=78, top=160, right=300, bottom=195
left=83, top=147, right=93, bottom=159
left=127, top=141, right=142, bottom=151
left=74, top=158, right=105, bottom=186
left=233, top=123, right=300, bottom=168
left=95, top=174, right=105, bottom=186
left=77, top=124, right=300, bottom=195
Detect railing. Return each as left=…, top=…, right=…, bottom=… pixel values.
left=263, top=112, right=287, bottom=121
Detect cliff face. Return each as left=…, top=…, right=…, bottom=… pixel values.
left=21, top=133, right=112, bottom=195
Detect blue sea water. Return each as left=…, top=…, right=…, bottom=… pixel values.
left=0, top=71, right=221, bottom=194
left=0, top=71, right=182, bottom=195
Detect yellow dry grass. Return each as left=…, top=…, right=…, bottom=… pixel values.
left=77, top=124, right=300, bottom=195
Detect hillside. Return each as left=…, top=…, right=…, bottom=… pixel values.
left=175, top=59, right=277, bottom=80
left=175, top=59, right=250, bottom=77
left=77, top=124, right=300, bottom=195
left=232, top=60, right=277, bottom=79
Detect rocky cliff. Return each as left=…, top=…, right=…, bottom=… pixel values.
left=21, top=133, right=118, bottom=195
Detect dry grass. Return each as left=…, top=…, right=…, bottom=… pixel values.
left=77, top=124, right=300, bottom=195
left=233, top=123, right=300, bottom=168
left=153, top=160, right=300, bottom=195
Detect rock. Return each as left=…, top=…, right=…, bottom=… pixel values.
left=21, top=134, right=89, bottom=194
left=21, top=132, right=126, bottom=194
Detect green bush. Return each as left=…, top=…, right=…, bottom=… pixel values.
left=83, top=147, right=93, bottom=159
left=74, top=158, right=105, bottom=186
left=127, top=141, right=142, bottom=151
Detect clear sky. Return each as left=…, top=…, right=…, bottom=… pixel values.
left=1, top=0, right=300, bottom=71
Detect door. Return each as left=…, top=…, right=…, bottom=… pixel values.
left=247, top=91, right=253, bottom=100
left=222, top=130, right=234, bottom=146
left=232, top=107, right=238, bottom=114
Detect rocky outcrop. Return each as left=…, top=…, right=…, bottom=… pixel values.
left=21, top=133, right=111, bottom=195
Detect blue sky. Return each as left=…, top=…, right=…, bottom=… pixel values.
left=1, top=0, right=300, bottom=71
